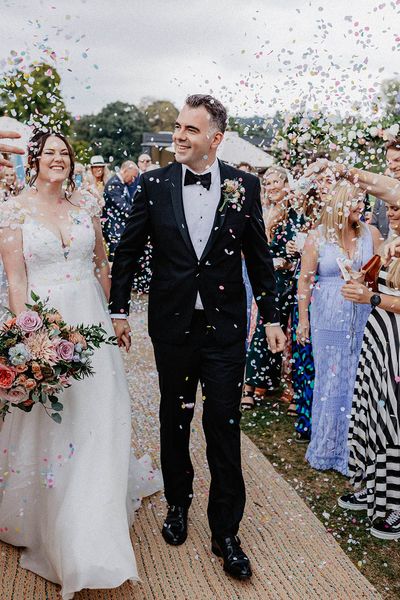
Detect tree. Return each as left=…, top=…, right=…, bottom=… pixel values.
left=380, top=78, right=400, bottom=116
left=0, top=62, right=72, bottom=134
left=73, top=101, right=150, bottom=166
left=142, top=100, right=179, bottom=132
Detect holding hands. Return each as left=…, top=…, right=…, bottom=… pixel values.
left=265, top=324, right=286, bottom=354
left=112, top=318, right=132, bottom=352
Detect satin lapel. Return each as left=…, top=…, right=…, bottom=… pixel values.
left=200, top=160, right=231, bottom=261
left=169, top=162, right=197, bottom=257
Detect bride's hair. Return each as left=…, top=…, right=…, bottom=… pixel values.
left=26, top=130, right=76, bottom=194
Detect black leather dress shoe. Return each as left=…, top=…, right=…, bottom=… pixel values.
left=162, top=506, right=188, bottom=546
left=211, top=536, right=252, bottom=580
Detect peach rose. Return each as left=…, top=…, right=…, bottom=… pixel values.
left=31, top=362, right=43, bottom=381
left=68, top=331, right=87, bottom=349
left=15, top=364, right=28, bottom=373
left=3, top=317, right=17, bottom=330
left=0, top=385, right=29, bottom=405
left=47, top=312, right=63, bottom=324
left=0, top=364, right=16, bottom=389
left=25, top=379, right=37, bottom=391
left=15, top=374, right=27, bottom=386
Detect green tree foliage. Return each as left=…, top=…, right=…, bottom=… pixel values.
left=142, top=100, right=179, bottom=132
left=73, top=101, right=150, bottom=167
left=0, top=63, right=72, bottom=134
left=380, top=78, right=400, bottom=116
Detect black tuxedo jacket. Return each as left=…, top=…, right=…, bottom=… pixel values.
left=109, top=160, right=278, bottom=346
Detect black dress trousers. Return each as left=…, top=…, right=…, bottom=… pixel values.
left=153, top=310, right=246, bottom=539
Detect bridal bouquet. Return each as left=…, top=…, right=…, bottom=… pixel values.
left=0, top=292, right=116, bottom=423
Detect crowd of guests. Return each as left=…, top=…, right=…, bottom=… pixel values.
left=239, top=138, right=400, bottom=541
left=1, top=130, right=400, bottom=542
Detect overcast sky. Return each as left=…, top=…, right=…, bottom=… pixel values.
left=0, top=0, right=399, bottom=119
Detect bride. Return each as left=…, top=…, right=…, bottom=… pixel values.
left=0, top=130, right=162, bottom=599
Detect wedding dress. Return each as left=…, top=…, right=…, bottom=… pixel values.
left=0, top=193, right=162, bottom=599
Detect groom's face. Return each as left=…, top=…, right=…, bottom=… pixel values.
left=173, top=104, right=221, bottom=170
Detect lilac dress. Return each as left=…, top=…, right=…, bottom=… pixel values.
left=305, top=225, right=373, bottom=475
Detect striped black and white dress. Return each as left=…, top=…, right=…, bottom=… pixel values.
left=348, top=268, right=400, bottom=521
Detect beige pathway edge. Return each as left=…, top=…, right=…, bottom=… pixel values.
left=0, top=301, right=380, bottom=599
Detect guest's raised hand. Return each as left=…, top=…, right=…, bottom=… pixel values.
left=0, top=130, right=24, bottom=167
left=383, top=237, right=400, bottom=265
left=303, top=158, right=330, bottom=179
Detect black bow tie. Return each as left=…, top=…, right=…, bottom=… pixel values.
left=184, top=169, right=212, bottom=191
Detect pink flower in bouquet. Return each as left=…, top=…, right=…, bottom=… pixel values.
left=25, top=331, right=58, bottom=365
left=0, top=364, right=16, bottom=388
left=0, top=385, right=29, bottom=405
left=16, top=310, right=43, bottom=333
left=55, top=339, right=75, bottom=361
left=59, top=375, right=70, bottom=386
left=25, top=378, right=37, bottom=391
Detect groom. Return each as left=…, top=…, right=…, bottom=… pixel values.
left=110, top=94, right=285, bottom=580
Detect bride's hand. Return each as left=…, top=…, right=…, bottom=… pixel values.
left=112, top=319, right=131, bottom=352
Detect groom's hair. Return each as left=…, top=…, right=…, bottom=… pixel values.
left=185, top=94, right=227, bottom=133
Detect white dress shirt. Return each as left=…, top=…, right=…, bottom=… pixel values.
left=182, top=160, right=221, bottom=309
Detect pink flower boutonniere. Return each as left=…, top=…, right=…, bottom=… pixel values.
left=219, top=178, right=246, bottom=213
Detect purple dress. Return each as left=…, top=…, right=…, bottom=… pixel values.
left=305, top=225, right=373, bottom=475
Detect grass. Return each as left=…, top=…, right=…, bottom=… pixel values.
left=241, top=398, right=400, bottom=599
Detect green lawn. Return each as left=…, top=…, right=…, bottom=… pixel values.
left=241, top=398, right=400, bottom=599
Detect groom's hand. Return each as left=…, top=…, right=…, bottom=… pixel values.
left=265, top=324, right=286, bottom=354
left=112, top=318, right=132, bottom=352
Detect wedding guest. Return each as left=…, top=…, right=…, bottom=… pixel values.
left=338, top=209, right=400, bottom=538
left=0, top=165, right=20, bottom=200
left=306, top=154, right=400, bottom=223
left=102, top=160, right=138, bottom=261
left=260, top=170, right=275, bottom=224
left=126, top=161, right=140, bottom=199
left=242, top=166, right=301, bottom=409
left=137, top=153, right=152, bottom=175
left=286, top=185, right=324, bottom=440
left=88, top=155, right=112, bottom=196
left=298, top=180, right=380, bottom=474
left=73, top=162, right=86, bottom=189
left=238, top=162, right=252, bottom=173
left=371, top=138, right=400, bottom=239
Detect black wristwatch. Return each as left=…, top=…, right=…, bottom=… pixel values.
left=370, top=294, right=381, bottom=308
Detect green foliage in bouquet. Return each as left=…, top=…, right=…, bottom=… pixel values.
left=0, top=292, right=117, bottom=423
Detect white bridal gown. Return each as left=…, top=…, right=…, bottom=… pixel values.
left=0, top=194, right=162, bottom=599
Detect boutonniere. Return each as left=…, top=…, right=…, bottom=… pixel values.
left=219, top=178, right=246, bottom=212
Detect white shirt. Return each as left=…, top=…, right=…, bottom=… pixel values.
left=182, top=160, right=221, bottom=309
